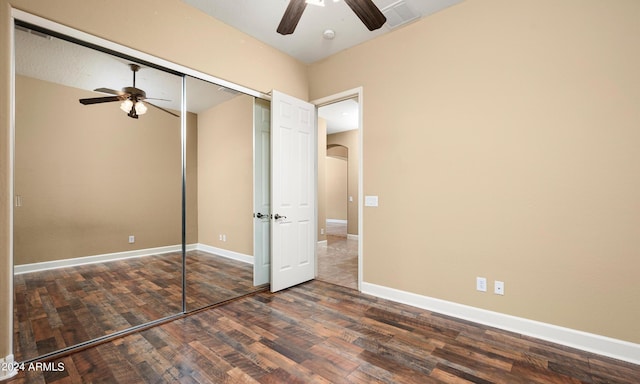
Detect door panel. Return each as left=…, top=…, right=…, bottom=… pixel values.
left=254, top=98, right=271, bottom=286
left=271, top=90, right=316, bottom=292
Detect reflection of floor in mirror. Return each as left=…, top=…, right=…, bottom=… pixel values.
left=185, top=250, right=265, bottom=310
left=13, top=250, right=260, bottom=362
left=316, top=221, right=358, bottom=290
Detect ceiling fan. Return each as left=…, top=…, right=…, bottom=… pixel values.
left=277, top=0, right=386, bottom=35
left=79, top=64, right=179, bottom=119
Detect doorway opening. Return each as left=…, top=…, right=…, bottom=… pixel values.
left=315, top=90, right=362, bottom=290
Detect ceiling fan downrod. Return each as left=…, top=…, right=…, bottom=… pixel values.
left=129, top=63, right=140, bottom=88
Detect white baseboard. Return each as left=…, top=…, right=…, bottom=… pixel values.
left=14, top=244, right=193, bottom=274
left=361, top=282, right=640, bottom=365
left=317, top=240, right=328, bottom=245
left=13, top=243, right=252, bottom=275
left=326, top=219, right=347, bottom=224
left=195, top=243, right=253, bottom=265
left=0, top=354, right=18, bottom=380
left=347, top=234, right=359, bottom=240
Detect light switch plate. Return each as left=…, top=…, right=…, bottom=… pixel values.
left=476, top=277, right=487, bottom=292
left=365, top=195, right=379, bottom=207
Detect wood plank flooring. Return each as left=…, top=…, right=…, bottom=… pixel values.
left=7, top=280, right=639, bottom=383
left=14, top=251, right=261, bottom=362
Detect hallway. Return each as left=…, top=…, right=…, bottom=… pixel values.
left=316, top=221, right=358, bottom=290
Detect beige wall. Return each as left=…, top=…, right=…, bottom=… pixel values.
left=13, top=75, right=188, bottom=264
left=1, top=0, right=308, bottom=360
left=185, top=112, right=199, bottom=245
left=4, top=0, right=638, bottom=362
left=325, top=156, right=347, bottom=221
left=309, top=0, right=640, bottom=343
left=328, top=130, right=359, bottom=236
left=197, top=95, right=254, bottom=256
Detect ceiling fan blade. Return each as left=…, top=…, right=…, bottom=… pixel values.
left=277, top=0, right=307, bottom=35
left=94, top=87, right=125, bottom=96
left=79, top=96, right=122, bottom=105
left=344, top=0, right=387, bottom=31
left=145, top=101, right=180, bottom=117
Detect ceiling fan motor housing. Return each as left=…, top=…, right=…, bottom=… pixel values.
left=122, top=86, right=146, bottom=101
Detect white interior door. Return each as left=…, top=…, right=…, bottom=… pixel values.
left=253, top=98, right=271, bottom=286
left=270, top=90, right=316, bottom=292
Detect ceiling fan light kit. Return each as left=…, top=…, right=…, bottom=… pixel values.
left=134, top=101, right=147, bottom=115
left=120, top=99, right=148, bottom=118
left=278, top=0, right=386, bottom=35
left=78, top=63, right=178, bottom=119
left=119, top=99, right=133, bottom=113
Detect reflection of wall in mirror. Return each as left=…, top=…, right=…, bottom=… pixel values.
left=14, top=75, right=191, bottom=265
left=197, top=94, right=254, bottom=257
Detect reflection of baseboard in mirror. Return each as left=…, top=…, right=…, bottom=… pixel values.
left=13, top=243, right=255, bottom=275
left=14, top=244, right=192, bottom=274
left=192, top=244, right=253, bottom=265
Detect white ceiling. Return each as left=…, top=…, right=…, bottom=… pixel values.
left=319, top=98, right=359, bottom=134
left=182, top=0, right=465, bottom=64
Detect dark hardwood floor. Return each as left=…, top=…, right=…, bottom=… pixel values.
left=7, top=280, right=639, bottom=383
left=14, top=250, right=260, bottom=362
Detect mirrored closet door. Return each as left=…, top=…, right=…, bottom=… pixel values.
left=12, top=18, right=271, bottom=363
left=184, top=76, right=269, bottom=312
left=12, top=24, right=185, bottom=362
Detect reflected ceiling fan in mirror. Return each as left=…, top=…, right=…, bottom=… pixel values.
left=79, top=64, right=179, bottom=119
left=277, top=0, right=386, bottom=35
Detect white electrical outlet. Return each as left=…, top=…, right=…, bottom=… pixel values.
left=476, top=277, right=487, bottom=292
left=222, top=234, right=227, bottom=242
left=494, top=281, right=505, bottom=295
left=128, top=235, right=135, bottom=244
left=320, top=228, right=325, bottom=235
left=219, top=234, right=223, bottom=241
